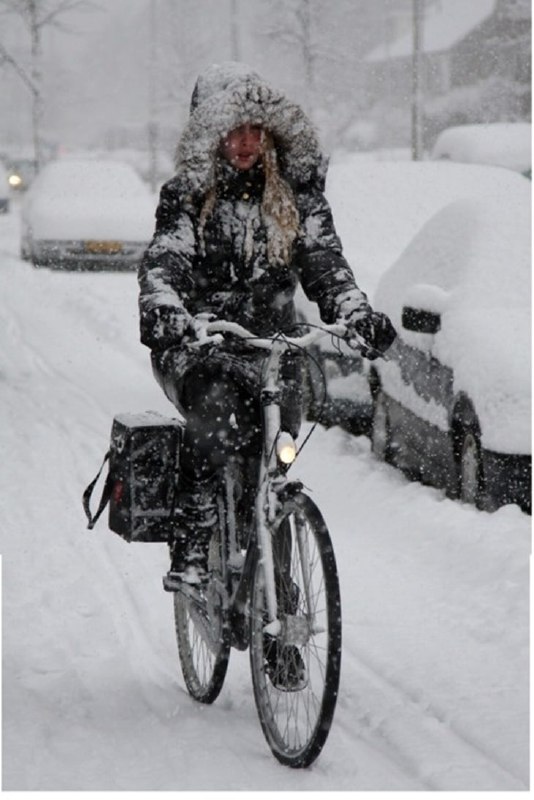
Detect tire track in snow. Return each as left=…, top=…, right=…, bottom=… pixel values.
left=1, top=260, right=180, bottom=699
left=341, top=645, right=526, bottom=790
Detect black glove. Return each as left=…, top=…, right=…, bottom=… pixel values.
left=144, top=306, right=193, bottom=350
left=347, top=310, right=397, bottom=359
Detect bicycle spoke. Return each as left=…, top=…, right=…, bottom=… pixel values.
left=249, top=492, right=341, bottom=767
left=173, top=528, right=231, bottom=704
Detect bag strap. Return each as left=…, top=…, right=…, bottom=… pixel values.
left=82, top=451, right=112, bottom=530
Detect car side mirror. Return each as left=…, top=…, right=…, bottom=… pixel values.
left=402, top=306, right=441, bottom=334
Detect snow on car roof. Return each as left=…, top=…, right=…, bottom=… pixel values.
left=325, top=157, right=530, bottom=300
left=32, top=158, right=151, bottom=197
left=431, top=123, right=532, bottom=173
left=23, top=158, right=156, bottom=242
left=298, top=157, right=532, bottom=338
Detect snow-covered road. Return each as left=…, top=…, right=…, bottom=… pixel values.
left=1, top=206, right=529, bottom=791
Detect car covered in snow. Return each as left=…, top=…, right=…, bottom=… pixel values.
left=368, top=165, right=531, bottom=513
left=20, top=158, right=156, bottom=270
left=300, top=157, right=532, bottom=433
left=431, top=122, right=531, bottom=178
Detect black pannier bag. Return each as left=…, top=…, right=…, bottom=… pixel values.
left=83, top=411, right=183, bottom=543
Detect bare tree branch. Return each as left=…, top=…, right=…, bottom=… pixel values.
left=39, top=0, right=100, bottom=30
left=0, top=0, right=100, bottom=170
left=0, top=39, right=37, bottom=94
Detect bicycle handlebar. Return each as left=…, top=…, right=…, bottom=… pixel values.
left=200, top=319, right=349, bottom=351
left=192, top=316, right=387, bottom=360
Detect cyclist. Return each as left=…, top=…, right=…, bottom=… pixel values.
left=138, top=62, right=396, bottom=590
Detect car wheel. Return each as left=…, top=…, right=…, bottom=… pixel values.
left=458, top=426, right=484, bottom=506
left=371, top=389, right=391, bottom=462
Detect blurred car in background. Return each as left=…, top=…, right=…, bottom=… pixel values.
left=431, top=122, right=531, bottom=178
left=6, top=157, right=38, bottom=191
left=368, top=165, right=530, bottom=513
left=0, top=160, right=9, bottom=212
left=20, top=158, right=156, bottom=270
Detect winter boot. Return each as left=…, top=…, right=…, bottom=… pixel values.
left=162, top=475, right=218, bottom=591
left=163, top=527, right=209, bottom=589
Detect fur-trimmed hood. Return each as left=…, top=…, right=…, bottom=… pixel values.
left=174, top=62, right=324, bottom=200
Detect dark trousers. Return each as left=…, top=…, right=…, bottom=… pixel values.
left=152, top=346, right=303, bottom=491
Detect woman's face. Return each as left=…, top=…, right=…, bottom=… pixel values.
left=220, top=123, right=263, bottom=170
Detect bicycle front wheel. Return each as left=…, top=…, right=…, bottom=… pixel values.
left=249, top=492, right=342, bottom=767
left=174, top=532, right=231, bottom=704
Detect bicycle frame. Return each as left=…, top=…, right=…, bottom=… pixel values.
left=173, top=318, right=351, bottom=765
left=200, top=319, right=347, bottom=638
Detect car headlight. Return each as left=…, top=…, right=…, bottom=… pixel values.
left=8, top=174, right=22, bottom=188
left=276, top=431, right=297, bottom=465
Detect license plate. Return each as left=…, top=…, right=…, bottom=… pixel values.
left=84, top=240, right=123, bottom=254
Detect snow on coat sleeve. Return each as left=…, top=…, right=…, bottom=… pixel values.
left=138, top=180, right=196, bottom=351
left=294, top=186, right=370, bottom=323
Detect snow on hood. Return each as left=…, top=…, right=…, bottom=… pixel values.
left=174, top=62, right=323, bottom=199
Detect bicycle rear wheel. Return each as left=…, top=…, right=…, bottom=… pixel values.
left=249, top=492, right=342, bottom=767
left=174, top=528, right=231, bottom=704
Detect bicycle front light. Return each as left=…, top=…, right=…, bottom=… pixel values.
left=276, top=432, right=297, bottom=465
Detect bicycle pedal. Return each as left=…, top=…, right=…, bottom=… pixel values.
left=162, top=571, right=208, bottom=593
left=162, top=574, right=181, bottom=592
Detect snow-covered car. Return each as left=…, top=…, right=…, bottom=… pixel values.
left=368, top=166, right=531, bottom=513
left=300, top=157, right=532, bottom=433
left=20, top=159, right=156, bottom=270
left=431, top=123, right=531, bottom=178
left=0, top=160, right=9, bottom=212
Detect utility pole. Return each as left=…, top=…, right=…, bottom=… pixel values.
left=411, top=0, right=424, bottom=160
left=230, top=0, right=240, bottom=60
left=298, top=0, right=314, bottom=118
left=148, top=0, right=158, bottom=192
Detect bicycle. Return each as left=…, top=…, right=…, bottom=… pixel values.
left=168, top=318, right=351, bottom=768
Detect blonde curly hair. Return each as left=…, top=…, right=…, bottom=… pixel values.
left=199, top=129, right=300, bottom=266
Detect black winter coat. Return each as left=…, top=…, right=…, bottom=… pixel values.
left=138, top=64, right=369, bottom=370
left=138, top=162, right=367, bottom=353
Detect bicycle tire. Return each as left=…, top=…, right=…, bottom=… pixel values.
left=174, top=524, right=231, bottom=704
left=249, top=491, right=342, bottom=767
